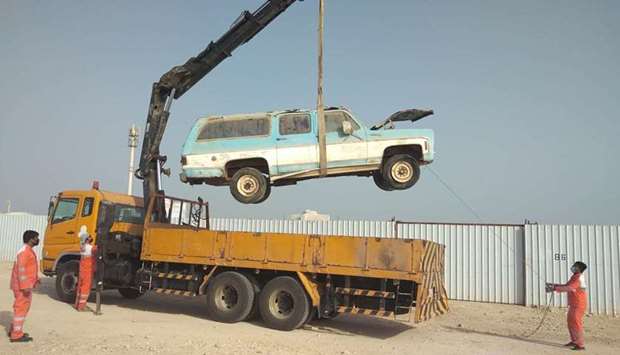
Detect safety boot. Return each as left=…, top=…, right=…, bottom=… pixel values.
left=10, top=335, right=33, bottom=343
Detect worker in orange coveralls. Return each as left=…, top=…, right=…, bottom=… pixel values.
left=547, top=261, right=588, bottom=351
left=75, top=226, right=97, bottom=312
left=9, top=230, right=40, bottom=343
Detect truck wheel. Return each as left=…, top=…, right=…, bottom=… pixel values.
left=230, top=168, right=268, bottom=204
left=205, top=271, right=255, bottom=323
left=372, top=172, right=393, bottom=191
left=55, top=260, right=79, bottom=303
left=244, top=273, right=262, bottom=320
left=382, top=154, right=420, bottom=190
left=258, top=276, right=310, bottom=331
left=118, top=288, right=143, bottom=299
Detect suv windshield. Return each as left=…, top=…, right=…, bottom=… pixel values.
left=113, top=205, right=144, bottom=224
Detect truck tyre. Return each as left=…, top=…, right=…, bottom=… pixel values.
left=372, top=172, right=394, bottom=191
left=230, top=168, right=269, bottom=204
left=382, top=154, right=420, bottom=190
left=118, top=288, right=143, bottom=299
left=258, top=276, right=310, bottom=331
left=55, top=260, right=79, bottom=303
left=244, top=273, right=262, bottom=320
left=205, top=271, right=255, bottom=323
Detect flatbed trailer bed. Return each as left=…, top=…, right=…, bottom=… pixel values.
left=136, top=194, right=448, bottom=329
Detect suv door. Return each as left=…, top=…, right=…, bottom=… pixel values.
left=275, top=112, right=319, bottom=174
left=325, top=110, right=368, bottom=168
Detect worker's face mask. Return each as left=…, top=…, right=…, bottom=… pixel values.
left=32, top=237, right=40, bottom=246
left=571, top=265, right=579, bottom=273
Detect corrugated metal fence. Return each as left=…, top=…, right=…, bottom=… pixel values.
left=209, top=218, right=525, bottom=305
left=1, top=213, right=617, bottom=315
left=525, top=224, right=620, bottom=316
left=396, top=223, right=525, bottom=305
left=0, top=214, right=48, bottom=261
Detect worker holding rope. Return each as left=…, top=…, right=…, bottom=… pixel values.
left=546, top=261, right=588, bottom=351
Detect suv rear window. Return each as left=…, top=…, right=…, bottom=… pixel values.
left=198, top=117, right=270, bottom=140
left=279, top=113, right=311, bottom=135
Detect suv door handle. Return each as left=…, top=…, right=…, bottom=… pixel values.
left=276, top=137, right=287, bottom=141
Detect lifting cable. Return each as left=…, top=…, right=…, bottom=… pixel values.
left=426, top=165, right=557, bottom=337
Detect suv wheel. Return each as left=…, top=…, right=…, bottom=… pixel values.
left=372, top=172, right=393, bottom=191
left=382, top=154, right=420, bottom=190
left=229, top=168, right=269, bottom=204
left=254, top=183, right=271, bottom=204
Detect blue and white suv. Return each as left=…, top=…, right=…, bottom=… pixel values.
left=180, top=107, right=434, bottom=203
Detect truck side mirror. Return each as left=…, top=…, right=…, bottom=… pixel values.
left=341, top=121, right=353, bottom=135
left=48, top=196, right=57, bottom=221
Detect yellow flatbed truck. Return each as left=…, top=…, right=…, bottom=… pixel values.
left=43, top=0, right=448, bottom=331
left=43, top=188, right=447, bottom=330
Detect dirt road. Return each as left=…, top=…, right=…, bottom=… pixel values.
left=1, top=262, right=618, bottom=354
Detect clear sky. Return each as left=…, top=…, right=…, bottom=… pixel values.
left=1, top=0, right=619, bottom=224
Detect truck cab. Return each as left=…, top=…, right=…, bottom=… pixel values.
left=42, top=186, right=144, bottom=302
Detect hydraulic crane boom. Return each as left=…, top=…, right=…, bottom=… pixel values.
left=136, top=0, right=297, bottom=204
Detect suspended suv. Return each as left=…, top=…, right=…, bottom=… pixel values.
left=180, top=107, right=435, bottom=203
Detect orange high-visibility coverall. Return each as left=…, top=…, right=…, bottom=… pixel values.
left=555, top=273, right=587, bottom=348
left=75, top=243, right=97, bottom=310
left=9, top=244, right=39, bottom=340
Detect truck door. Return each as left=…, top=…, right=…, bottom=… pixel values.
left=275, top=112, right=319, bottom=174
left=325, top=110, right=368, bottom=168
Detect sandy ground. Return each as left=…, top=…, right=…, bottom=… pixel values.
left=0, top=262, right=618, bottom=355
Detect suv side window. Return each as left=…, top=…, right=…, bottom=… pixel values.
left=279, top=113, right=311, bottom=135
left=325, top=111, right=360, bottom=133
left=82, top=198, right=94, bottom=217
left=52, top=198, right=79, bottom=224
left=198, top=117, right=270, bottom=140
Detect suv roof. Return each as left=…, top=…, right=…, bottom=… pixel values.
left=200, top=106, right=351, bottom=121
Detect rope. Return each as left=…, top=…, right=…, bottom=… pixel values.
left=425, top=165, right=559, bottom=337
left=426, top=165, right=546, bottom=282
left=522, top=292, right=554, bottom=338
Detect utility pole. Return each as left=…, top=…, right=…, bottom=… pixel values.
left=317, top=0, right=327, bottom=176
left=127, top=124, right=139, bottom=195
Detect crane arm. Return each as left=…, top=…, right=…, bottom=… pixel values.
left=137, top=0, right=297, bottom=204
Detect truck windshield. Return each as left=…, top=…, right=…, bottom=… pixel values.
left=113, top=205, right=144, bottom=224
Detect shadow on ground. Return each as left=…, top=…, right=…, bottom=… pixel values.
left=34, top=277, right=412, bottom=339
left=0, top=311, right=11, bottom=335
left=443, top=326, right=565, bottom=349
left=303, top=314, right=414, bottom=339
